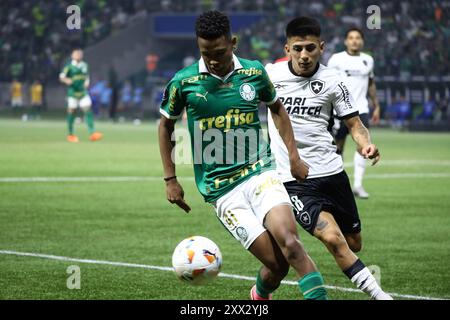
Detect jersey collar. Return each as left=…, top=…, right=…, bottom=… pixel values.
left=288, top=60, right=320, bottom=78
left=71, top=59, right=82, bottom=67
left=199, top=54, right=243, bottom=81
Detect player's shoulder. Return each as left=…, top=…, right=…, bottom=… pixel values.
left=264, top=60, right=289, bottom=79
left=237, top=57, right=264, bottom=69
left=317, top=63, right=342, bottom=79
left=171, top=61, right=201, bottom=83
left=62, top=60, right=72, bottom=68
left=235, top=57, right=267, bottom=77
left=329, top=51, right=347, bottom=60
left=315, top=64, right=344, bottom=89
left=360, top=51, right=374, bottom=63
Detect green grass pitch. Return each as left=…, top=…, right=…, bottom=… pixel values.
left=0, top=118, right=449, bottom=300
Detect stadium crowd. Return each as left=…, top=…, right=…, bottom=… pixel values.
left=1, top=0, right=449, bottom=83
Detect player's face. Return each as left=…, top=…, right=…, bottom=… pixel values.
left=197, top=35, right=237, bottom=77
left=345, top=31, right=364, bottom=53
left=285, top=35, right=324, bottom=76
left=71, top=50, right=83, bottom=62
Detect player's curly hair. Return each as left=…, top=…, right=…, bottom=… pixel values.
left=286, top=16, right=321, bottom=38
left=195, top=10, right=231, bottom=40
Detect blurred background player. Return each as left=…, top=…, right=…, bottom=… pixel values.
left=59, top=48, right=103, bottom=143
left=10, top=79, right=23, bottom=115
left=30, top=79, right=43, bottom=120
left=327, top=28, right=381, bottom=199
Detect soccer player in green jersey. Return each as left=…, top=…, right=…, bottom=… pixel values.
left=59, top=48, right=102, bottom=143
left=159, top=11, right=328, bottom=300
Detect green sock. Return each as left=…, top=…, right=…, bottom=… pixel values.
left=298, top=271, right=328, bottom=300
left=256, top=271, right=279, bottom=298
left=85, top=110, right=95, bottom=134
left=67, top=113, right=75, bottom=135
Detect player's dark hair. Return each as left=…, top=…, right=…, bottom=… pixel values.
left=345, top=27, right=364, bottom=39
left=286, top=16, right=321, bottom=39
left=195, top=10, right=231, bottom=40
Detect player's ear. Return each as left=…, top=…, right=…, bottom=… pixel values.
left=284, top=43, right=290, bottom=54
left=231, top=35, right=238, bottom=50
left=319, top=40, right=325, bottom=53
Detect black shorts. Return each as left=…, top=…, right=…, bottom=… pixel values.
left=284, top=171, right=361, bottom=235
left=335, top=113, right=370, bottom=140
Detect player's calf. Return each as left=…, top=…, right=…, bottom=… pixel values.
left=314, top=212, right=391, bottom=300
left=265, top=206, right=328, bottom=300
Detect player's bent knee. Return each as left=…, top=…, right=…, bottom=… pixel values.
left=345, top=234, right=363, bottom=253
left=318, top=231, right=348, bottom=256
left=348, top=241, right=362, bottom=253
left=282, top=234, right=307, bottom=263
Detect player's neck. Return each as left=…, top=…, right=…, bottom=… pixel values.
left=289, top=60, right=320, bottom=78
left=346, top=49, right=360, bottom=56
left=207, top=61, right=235, bottom=79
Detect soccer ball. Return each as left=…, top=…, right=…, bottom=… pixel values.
left=172, top=236, right=222, bottom=285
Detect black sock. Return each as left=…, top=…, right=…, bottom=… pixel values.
left=343, top=259, right=365, bottom=279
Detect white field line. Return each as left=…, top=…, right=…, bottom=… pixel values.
left=0, top=249, right=446, bottom=300
left=1, top=172, right=450, bottom=183
left=344, top=160, right=450, bottom=167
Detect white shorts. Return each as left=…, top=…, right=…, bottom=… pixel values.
left=68, top=95, right=92, bottom=109
left=212, top=170, right=292, bottom=249
left=11, top=97, right=23, bottom=107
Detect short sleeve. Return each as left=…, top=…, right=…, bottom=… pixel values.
left=332, top=81, right=359, bottom=120
left=59, top=65, right=69, bottom=79
left=369, top=57, right=375, bottom=79
left=159, top=77, right=185, bottom=120
left=258, top=63, right=278, bottom=105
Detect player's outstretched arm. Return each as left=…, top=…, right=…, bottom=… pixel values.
left=344, top=115, right=380, bottom=166
left=158, top=116, right=191, bottom=213
left=368, top=78, right=381, bottom=125
left=268, top=99, right=309, bottom=180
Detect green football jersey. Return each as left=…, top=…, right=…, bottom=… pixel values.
left=160, top=55, right=278, bottom=203
left=60, top=60, right=89, bottom=98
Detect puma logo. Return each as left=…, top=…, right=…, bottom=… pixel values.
left=196, top=91, right=208, bottom=102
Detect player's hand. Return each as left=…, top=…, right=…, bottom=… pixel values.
left=290, top=157, right=309, bottom=182
left=371, top=107, right=381, bottom=125
left=361, top=143, right=380, bottom=166
left=165, top=179, right=191, bottom=213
